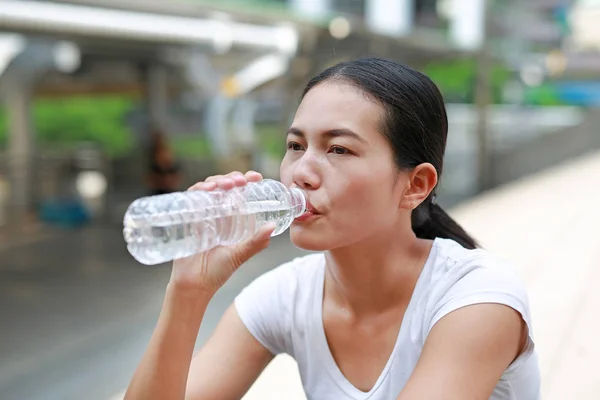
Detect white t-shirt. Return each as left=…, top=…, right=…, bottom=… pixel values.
left=235, top=238, right=541, bottom=400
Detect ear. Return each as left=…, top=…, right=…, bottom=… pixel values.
left=399, top=163, right=438, bottom=210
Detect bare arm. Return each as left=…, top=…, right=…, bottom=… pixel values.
left=124, top=284, right=212, bottom=400
left=396, top=303, right=528, bottom=400
left=124, top=286, right=273, bottom=400
left=186, top=304, right=274, bottom=399
left=124, top=171, right=275, bottom=400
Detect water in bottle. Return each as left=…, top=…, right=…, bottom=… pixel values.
left=123, top=179, right=306, bottom=265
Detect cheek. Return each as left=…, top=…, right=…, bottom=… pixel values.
left=331, top=176, right=396, bottom=223
left=279, top=157, right=292, bottom=186
left=290, top=187, right=395, bottom=251
left=289, top=167, right=399, bottom=250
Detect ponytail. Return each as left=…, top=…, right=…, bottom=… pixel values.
left=411, top=195, right=478, bottom=250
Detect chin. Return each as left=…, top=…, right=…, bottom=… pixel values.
left=289, top=225, right=334, bottom=252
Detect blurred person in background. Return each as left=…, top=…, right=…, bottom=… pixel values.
left=146, top=129, right=182, bottom=195
left=125, top=58, right=540, bottom=400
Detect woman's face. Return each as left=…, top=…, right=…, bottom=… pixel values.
left=280, top=82, right=408, bottom=251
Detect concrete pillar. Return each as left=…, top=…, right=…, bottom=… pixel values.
left=203, top=95, right=261, bottom=173
left=0, top=39, right=65, bottom=230
left=472, top=0, right=493, bottom=191
left=204, top=94, right=233, bottom=159
left=146, top=64, right=169, bottom=132
left=3, top=78, right=35, bottom=229
left=231, top=97, right=259, bottom=171
left=231, top=98, right=257, bottom=150
left=289, top=0, right=330, bottom=18
left=365, top=0, right=414, bottom=37
left=449, top=0, right=486, bottom=51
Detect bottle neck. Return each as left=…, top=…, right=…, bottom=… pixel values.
left=289, top=187, right=306, bottom=218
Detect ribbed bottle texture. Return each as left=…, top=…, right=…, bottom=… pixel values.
left=123, top=179, right=306, bottom=265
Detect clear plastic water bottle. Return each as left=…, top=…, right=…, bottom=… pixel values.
left=123, top=179, right=306, bottom=265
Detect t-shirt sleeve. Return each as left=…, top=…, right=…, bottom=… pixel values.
left=427, top=256, right=535, bottom=374
left=234, top=258, right=299, bottom=357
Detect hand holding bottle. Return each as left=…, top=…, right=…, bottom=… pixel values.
left=169, top=171, right=276, bottom=294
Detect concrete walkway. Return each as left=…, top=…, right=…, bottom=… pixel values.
left=3, top=151, right=598, bottom=399
left=451, top=150, right=600, bottom=399
left=0, top=224, right=309, bottom=400
left=242, top=150, right=600, bottom=399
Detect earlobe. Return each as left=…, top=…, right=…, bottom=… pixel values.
left=396, top=174, right=416, bottom=211
left=399, top=181, right=421, bottom=211
left=403, top=163, right=438, bottom=210
left=398, top=186, right=415, bottom=211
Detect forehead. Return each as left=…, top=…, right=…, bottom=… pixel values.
left=292, top=82, right=384, bottom=135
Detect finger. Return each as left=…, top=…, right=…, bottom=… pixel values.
left=225, top=171, right=244, bottom=179
left=244, top=170, right=263, bottom=182
left=224, top=171, right=253, bottom=187
left=204, top=175, right=224, bottom=183
left=187, top=181, right=217, bottom=191
left=215, top=178, right=236, bottom=191
left=229, top=173, right=248, bottom=187
left=228, top=222, right=276, bottom=269
left=208, top=171, right=243, bottom=182
left=256, top=221, right=276, bottom=238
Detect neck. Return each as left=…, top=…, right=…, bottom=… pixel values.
left=324, top=226, right=433, bottom=318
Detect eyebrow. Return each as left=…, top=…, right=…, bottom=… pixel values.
left=287, top=127, right=367, bottom=144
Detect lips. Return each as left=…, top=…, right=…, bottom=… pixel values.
left=305, top=199, right=320, bottom=214
left=295, top=199, right=321, bottom=222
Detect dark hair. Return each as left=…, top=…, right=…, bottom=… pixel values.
left=302, top=57, right=478, bottom=249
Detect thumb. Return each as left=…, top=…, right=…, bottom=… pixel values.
left=228, top=222, right=276, bottom=269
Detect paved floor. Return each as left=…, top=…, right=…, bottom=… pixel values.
left=2, top=150, right=599, bottom=399
left=451, top=150, right=600, bottom=399
left=0, top=223, right=309, bottom=400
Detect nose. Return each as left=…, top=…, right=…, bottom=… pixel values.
left=292, top=150, right=321, bottom=191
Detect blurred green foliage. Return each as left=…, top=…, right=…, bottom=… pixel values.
left=423, top=58, right=572, bottom=106
left=170, top=135, right=212, bottom=158
left=256, top=123, right=285, bottom=159
left=0, top=107, right=7, bottom=145
left=0, top=96, right=285, bottom=160
left=0, top=95, right=136, bottom=156
left=523, top=84, right=568, bottom=106
left=0, top=67, right=571, bottom=161
left=423, top=58, right=511, bottom=104
left=169, top=123, right=284, bottom=160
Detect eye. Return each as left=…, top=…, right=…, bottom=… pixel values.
left=329, top=146, right=350, bottom=155
left=287, top=141, right=304, bottom=152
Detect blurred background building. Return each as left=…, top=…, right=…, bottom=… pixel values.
left=1, top=0, right=599, bottom=231
left=1, top=1, right=599, bottom=399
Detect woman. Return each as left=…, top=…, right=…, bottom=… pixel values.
left=125, top=58, right=540, bottom=399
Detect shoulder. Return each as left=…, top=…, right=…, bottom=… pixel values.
left=424, top=238, right=531, bottom=334
left=234, top=253, right=324, bottom=356
left=411, top=239, right=539, bottom=383
left=428, top=238, right=527, bottom=295
left=431, top=237, right=519, bottom=275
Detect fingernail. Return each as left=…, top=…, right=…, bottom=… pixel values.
left=264, top=222, right=277, bottom=232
